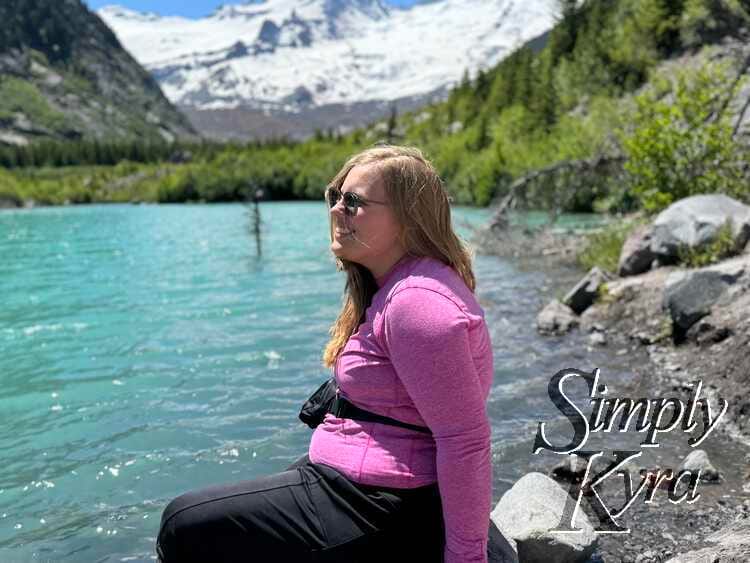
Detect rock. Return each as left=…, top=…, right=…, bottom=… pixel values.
left=563, top=267, right=610, bottom=314
left=491, top=472, right=598, bottom=563
left=488, top=521, right=520, bottom=563
left=630, top=331, right=654, bottom=345
left=677, top=450, right=721, bottom=482
left=257, top=19, right=281, bottom=49
left=550, top=454, right=589, bottom=481
left=0, top=197, right=22, bottom=209
left=636, top=550, right=658, bottom=562
left=589, top=332, right=607, bottom=346
left=665, top=518, right=750, bottom=562
left=685, top=318, right=733, bottom=346
left=282, top=85, right=314, bottom=106
left=537, top=300, right=579, bottom=335
left=618, top=225, right=656, bottom=276
left=0, top=131, right=29, bottom=146
left=662, top=269, right=740, bottom=341
left=650, top=194, right=750, bottom=263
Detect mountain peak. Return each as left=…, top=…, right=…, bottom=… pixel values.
left=98, top=4, right=162, bottom=22
left=322, top=0, right=390, bottom=19
left=100, top=0, right=557, bottom=113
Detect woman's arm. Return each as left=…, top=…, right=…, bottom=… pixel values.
left=382, top=286, right=492, bottom=563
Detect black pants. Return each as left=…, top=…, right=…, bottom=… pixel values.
left=156, top=454, right=517, bottom=563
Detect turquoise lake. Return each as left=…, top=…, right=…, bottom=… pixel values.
left=0, top=202, right=634, bottom=562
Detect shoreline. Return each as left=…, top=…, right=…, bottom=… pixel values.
left=475, top=223, right=750, bottom=562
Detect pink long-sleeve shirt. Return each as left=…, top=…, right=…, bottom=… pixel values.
left=308, top=253, right=494, bottom=563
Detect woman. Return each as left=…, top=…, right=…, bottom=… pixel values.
left=157, top=145, right=503, bottom=563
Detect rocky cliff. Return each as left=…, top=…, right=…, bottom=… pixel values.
left=0, top=0, right=197, bottom=146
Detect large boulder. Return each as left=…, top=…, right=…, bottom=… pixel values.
left=537, top=300, right=579, bottom=335
left=662, top=267, right=742, bottom=340
left=618, top=224, right=656, bottom=276
left=677, top=449, right=722, bottom=483
left=491, top=472, right=598, bottom=563
left=563, top=267, right=610, bottom=314
left=488, top=521, right=520, bottom=563
left=650, top=194, right=750, bottom=264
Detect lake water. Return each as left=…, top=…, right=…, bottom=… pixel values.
left=0, top=202, right=633, bottom=562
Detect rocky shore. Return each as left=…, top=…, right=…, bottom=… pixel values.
left=477, top=195, right=750, bottom=562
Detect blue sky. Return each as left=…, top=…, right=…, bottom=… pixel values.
left=85, top=0, right=420, bottom=19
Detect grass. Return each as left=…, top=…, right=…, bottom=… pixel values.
left=653, top=316, right=673, bottom=343
left=576, top=216, right=648, bottom=274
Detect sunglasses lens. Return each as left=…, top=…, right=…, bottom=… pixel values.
left=327, top=189, right=362, bottom=215
left=343, top=192, right=358, bottom=213
left=326, top=189, right=339, bottom=208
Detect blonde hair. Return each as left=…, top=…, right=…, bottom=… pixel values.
left=322, top=144, right=476, bottom=368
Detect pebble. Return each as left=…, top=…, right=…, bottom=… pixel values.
left=589, top=332, right=607, bottom=346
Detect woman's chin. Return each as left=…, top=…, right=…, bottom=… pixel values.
left=330, top=242, right=347, bottom=258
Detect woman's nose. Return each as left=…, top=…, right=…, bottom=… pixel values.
left=329, top=199, right=346, bottom=218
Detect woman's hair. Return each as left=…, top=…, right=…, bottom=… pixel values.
left=322, top=144, right=476, bottom=368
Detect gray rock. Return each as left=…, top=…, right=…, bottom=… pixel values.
left=650, top=195, right=750, bottom=263
left=0, top=197, right=22, bottom=209
left=666, top=518, right=750, bottom=562
left=491, top=472, right=598, bottom=563
left=662, top=269, right=740, bottom=338
left=0, top=131, right=29, bottom=146
left=677, top=449, right=721, bottom=482
left=551, top=454, right=640, bottom=483
left=537, top=300, right=579, bottom=335
left=257, top=19, right=281, bottom=48
left=618, top=224, right=656, bottom=276
left=631, top=330, right=654, bottom=345
left=636, top=551, right=657, bottom=562
left=685, top=318, right=732, bottom=346
left=563, top=267, right=610, bottom=314
left=282, top=85, right=314, bottom=106
left=550, top=454, right=589, bottom=481
left=589, top=332, right=607, bottom=346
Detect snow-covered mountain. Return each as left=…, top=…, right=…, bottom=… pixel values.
left=98, top=0, right=557, bottom=114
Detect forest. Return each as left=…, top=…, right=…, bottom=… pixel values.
left=1, top=0, right=749, bottom=214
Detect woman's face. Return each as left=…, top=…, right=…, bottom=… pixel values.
left=329, top=164, right=406, bottom=279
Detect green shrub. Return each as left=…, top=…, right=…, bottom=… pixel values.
left=677, top=219, right=739, bottom=267
left=680, top=0, right=750, bottom=47
left=619, top=60, right=747, bottom=213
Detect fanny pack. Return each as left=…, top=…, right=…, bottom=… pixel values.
left=299, top=377, right=431, bottom=435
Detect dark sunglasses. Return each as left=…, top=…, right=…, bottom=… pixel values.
left=325, top=187, right=388, bottom=215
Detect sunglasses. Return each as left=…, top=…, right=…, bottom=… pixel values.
left=325, top=187, right=388, bottom=215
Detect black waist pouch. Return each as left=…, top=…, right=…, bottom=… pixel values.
left=298, top=377, right=337, bottom=429
left=298, top=377, right=431, bottom=434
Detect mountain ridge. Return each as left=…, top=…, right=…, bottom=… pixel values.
left=99, top=0, right=556, bottom=139
left=0, top=0, right=197, bottom=146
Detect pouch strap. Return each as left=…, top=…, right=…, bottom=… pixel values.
left=330, top=396, right=432, bottom=434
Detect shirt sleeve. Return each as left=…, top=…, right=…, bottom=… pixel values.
left=381, top=286, right=492, bottom=563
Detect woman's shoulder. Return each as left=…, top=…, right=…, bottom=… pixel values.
left=387, top=256, right=479, bottom=316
